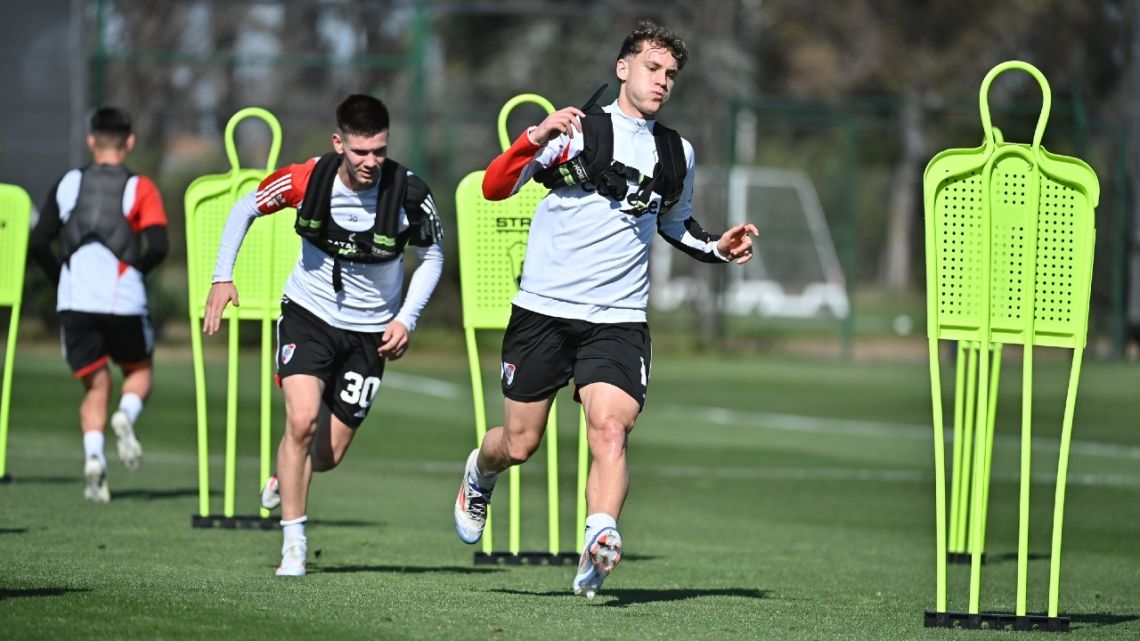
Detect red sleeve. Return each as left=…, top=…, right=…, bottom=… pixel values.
left=254, top=159, right=316, bottom=214
left=482, top=131, right=543, bottom=201
left=127, top=176, right=168, bottom=232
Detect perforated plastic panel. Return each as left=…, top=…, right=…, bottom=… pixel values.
left=1032, top=176, right=1090, bottom=345
left=456, top=171, right=548, bottom=330
left=934, top=171, right=985, bottom=340
left=928, top=157, right=1095, bottom=349
left=988, top=154, right=1035, bottom=342
left=0, top=185, right=31, bottom=307
left=185, top=172, right=297, bottom=321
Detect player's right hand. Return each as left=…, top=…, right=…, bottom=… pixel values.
left=530, top=107, right=586, bottom=145
left=203, top=281, right=239, bottom=335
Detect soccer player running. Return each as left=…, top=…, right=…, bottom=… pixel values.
left=453, top=20, right=758, bottom=597
left=28, top=107, right=169, bottom=503
left=203, top=95, right=444, bottom=576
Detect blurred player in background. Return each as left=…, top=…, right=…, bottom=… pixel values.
left=28, top=106, right=169, bottom=502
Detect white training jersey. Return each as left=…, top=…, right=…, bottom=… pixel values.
left=212, top=158, right=444, bottom=333
left=481, top=101, right=724, bottom=323
left=41, top=168, right=168, bottom=315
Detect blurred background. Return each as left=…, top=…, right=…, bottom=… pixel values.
left=2, top=0, right=1138, bottom=360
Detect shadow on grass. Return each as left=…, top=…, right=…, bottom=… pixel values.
left=0, top=528, right=28, bottom=535
left=112, top=488, right=210, bottom=500
left=983, top=551, right=1050, bottom=564
left=1070, top=613, right=1140, bottom=628
left=0, top=587, right=88, bottom=601
left=492, top=587, right=770, bottom=607
left=308, top=519, right=380, bottom=528
left=314, top=564, right=505, bottom=575
left=5, top=476, right=76, bottom=485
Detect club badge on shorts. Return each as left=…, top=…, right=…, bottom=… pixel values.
left=281, top=343, right=296, bottom=365
left=501, top=361, right=516, bottom=386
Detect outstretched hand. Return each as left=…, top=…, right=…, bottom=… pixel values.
left=717, top=223, right=759, bottom=265
left=378, top=320, right=409, bottom=361
left=203, top=281, right=239, bottom=335
left=530, top=107, right=586, bottom=145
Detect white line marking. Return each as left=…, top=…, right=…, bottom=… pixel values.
left=662, top=404, right=1140, bottom=460
left=7, top=448, right=1140, bottom=488
left=382, top=371, right=463, bottom=399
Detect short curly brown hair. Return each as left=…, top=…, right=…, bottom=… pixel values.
left=616, top=19, right=688, bottom=71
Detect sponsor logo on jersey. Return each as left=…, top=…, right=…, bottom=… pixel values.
left=353, top=409, right=367, bottom=418
left=281, top=343, right=296, bottom=365
left=501, top=361, right=517, bottom=386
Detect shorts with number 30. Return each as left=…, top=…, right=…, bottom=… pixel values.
left=276, top=297, right=386, bottom=428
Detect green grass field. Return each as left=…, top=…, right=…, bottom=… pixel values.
left=2, top=341, right=1138, bottom=640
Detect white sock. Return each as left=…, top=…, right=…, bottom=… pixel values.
left=280, top=516, right=307, bottom=544
left=83, top=431, right=105, bottom=466
left=583, top=512, right=618, bottom=549
left=117, top=393, right=143, bottom=425
left=469, top=453, right=498, bottom=489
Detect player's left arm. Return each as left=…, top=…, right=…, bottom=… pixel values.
left=129, top=176, right=170, bottom=274
left=381, top=175, right=445, bottom=360
left=657, top=140, right=757, bottom=264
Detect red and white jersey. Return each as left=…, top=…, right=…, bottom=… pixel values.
left=482, top=102, right=723, bottom=324
left=43, top=169, right=167, bottom=315
left=213, top=158, right=444, bottom=333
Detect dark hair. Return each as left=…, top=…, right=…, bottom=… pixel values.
left=336, top=94, right=390, bottom=137
left=88, top=106, right=133, bottom=147
left=617, top=19, right=688, bottom=71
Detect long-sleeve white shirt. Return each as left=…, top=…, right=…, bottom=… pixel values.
left=482, top=102, right=726, bottom=323
left=212, top=159, right=443, bottom=333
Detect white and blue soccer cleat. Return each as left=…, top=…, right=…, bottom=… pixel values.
left=454, top=449, right=494, bottom=544
left=260, top=475, right=280, bottom=511
left=276, top=538, right=306, bottom=577
left=572, top=527, right=623, bottom=599
left=110, top=410, right=142, bottom=471
left=83, top=456, right=110, bottom=503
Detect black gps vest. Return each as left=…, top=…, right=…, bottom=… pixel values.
left=532, top=104, right=687, bottom=216
left=60, top=164, right=138, bottom=265
left=294, top=152, right=429, bottom=292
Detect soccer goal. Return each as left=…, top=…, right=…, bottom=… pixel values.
left=650, top=166, right=849, bottom=320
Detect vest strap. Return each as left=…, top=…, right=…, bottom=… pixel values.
left=531, top=102, right=686, bottom=214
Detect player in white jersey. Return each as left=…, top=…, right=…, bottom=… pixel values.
left=453, top=20, right=758, bottom=597
left=28, top=106, right=169, bottom=503
left=203, top=94, right=444, bottom=576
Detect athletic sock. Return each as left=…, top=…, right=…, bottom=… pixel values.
left=583, top=512, right=618, bottom=549
left=83, top=431, right=106, bottom=467
left=280, top=516, right=307, bottom=543
left=117, top=393, right=143, bottom=425
left=470, top=454, right=498, bottom=489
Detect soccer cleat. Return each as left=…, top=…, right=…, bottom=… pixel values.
left=83, top=456, right=110, bottom=503
left=260, top=475, right=281, bottom=511
left=276, top=539, right=306, bottom=576
left=572, top=527, right=623, bottom=599
left=454, top=449, right=494, bottom=544
left=110, top=410, right=142, bottom=471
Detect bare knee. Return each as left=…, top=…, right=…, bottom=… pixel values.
left=285, top=411, right=318, bottom=445
left=588, top=416, right=631, bottom=458
left=502, top=432, right=542, bottom=466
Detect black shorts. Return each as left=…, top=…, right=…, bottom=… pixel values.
left=276, top=298, right=385, bottom=428
left=500, top=305, right=652, bottom=410
left=59, top=311, right=154, bottom=378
